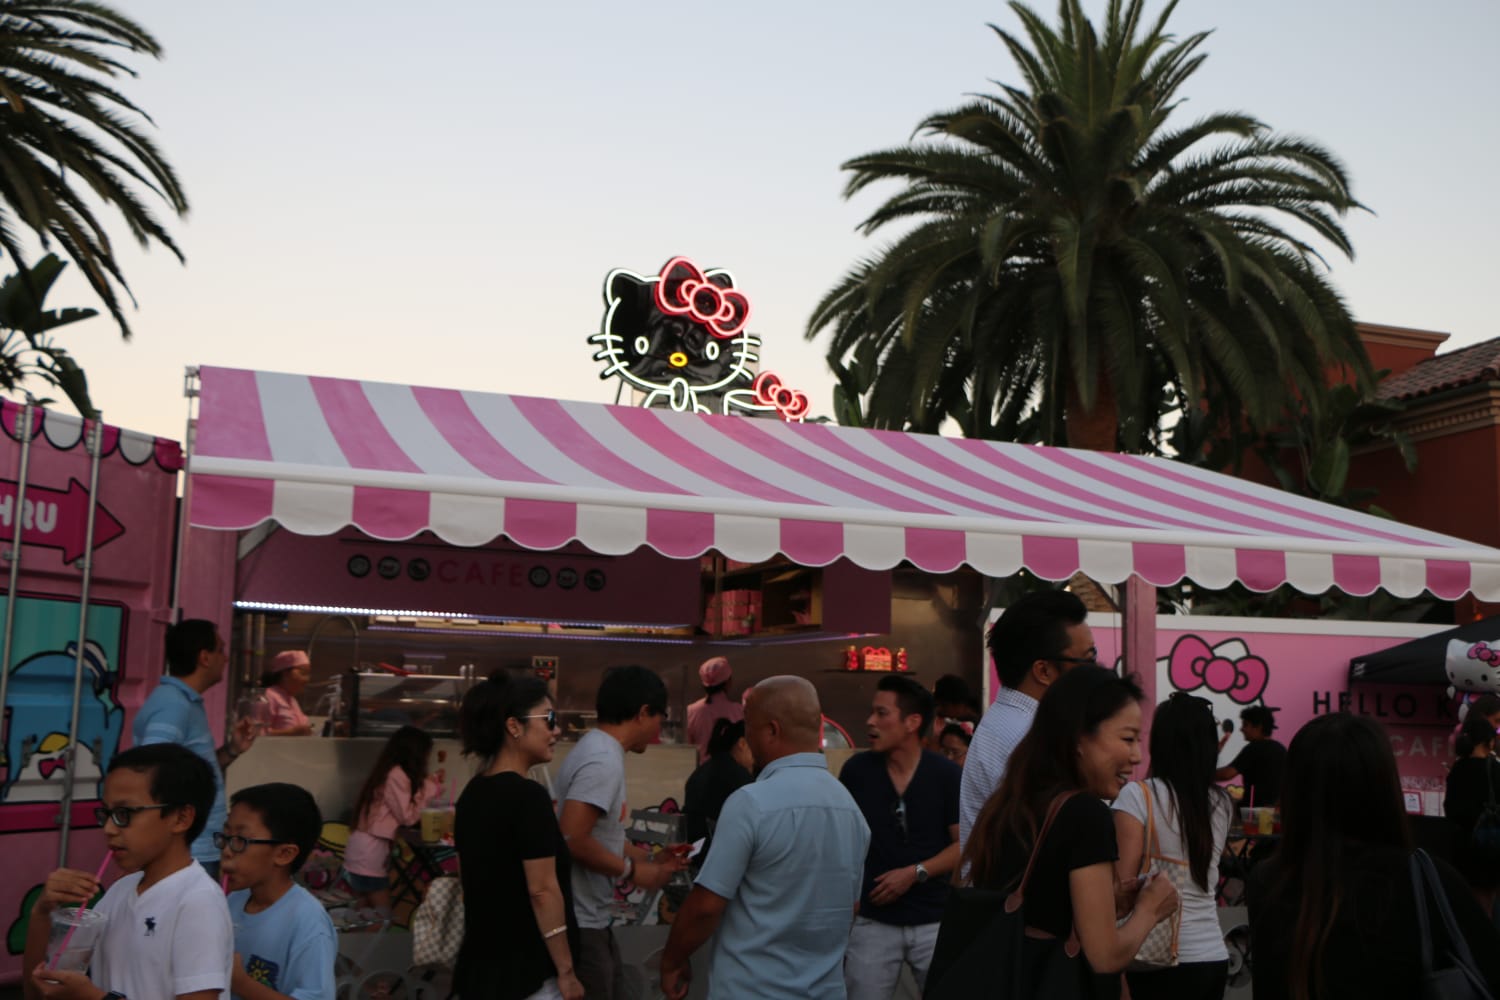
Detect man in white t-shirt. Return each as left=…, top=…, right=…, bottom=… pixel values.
left=25, top=743, right=233, bottom=1000
left=555, top=665, right=686, bottom=1000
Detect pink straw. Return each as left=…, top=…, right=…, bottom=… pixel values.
left=51, top=853, right=111, bottom=968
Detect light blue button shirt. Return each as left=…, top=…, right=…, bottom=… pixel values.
left=958, top=686, right=1038, bottom=851
left=695, top=752, right=870, bottom=1000
left=131, top=676, right=226, bottom=865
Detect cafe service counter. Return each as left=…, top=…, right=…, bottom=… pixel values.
left=227, top=735, right=860, bottom=825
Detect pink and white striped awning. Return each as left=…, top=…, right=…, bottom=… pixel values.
left=187, top=366, right=1500, bottom=600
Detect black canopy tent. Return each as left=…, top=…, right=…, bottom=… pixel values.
left=1349, top=616, right=1500, bottom=685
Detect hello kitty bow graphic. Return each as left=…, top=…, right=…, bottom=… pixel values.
left=590, top=255, right=809, bottom=420
left=1167, top=635, right=1270, bottom=705
left=1443, top=638, right=1500, bottom=721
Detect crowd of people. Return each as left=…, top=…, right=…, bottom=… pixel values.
left=23, top=601, right=1500, bottom=1000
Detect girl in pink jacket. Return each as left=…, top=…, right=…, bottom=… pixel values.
left=343, top=725, right=443, bottom=912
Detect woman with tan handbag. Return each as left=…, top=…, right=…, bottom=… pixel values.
left=1111, top=692, right=1232, bottom=999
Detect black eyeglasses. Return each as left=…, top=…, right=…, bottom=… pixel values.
left=93, top=803, right=174, bottom=828
left=893, top=798, right=909, bottom=842
left=1051, top=651, right=1102, bottom=670
left=213, top=832, right=287, bottom=854
left=521, top=710, right=559, bottom=729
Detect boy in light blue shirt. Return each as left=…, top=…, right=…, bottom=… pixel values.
left=220, top=783, right=336, bottom=1000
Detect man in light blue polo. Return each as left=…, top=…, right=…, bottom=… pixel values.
left=660, top=675, right=869, bottom=1000
left=132, top=618, right=256, bottom=879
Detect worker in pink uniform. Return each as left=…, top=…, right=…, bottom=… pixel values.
left=687, top=657, right=744, bottom=764
left=263, top=650, right=314, bottom=736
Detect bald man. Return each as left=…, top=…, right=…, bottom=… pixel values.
left=661, top=677, right=870, bottom=1000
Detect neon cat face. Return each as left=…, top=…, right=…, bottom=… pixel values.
left=591, top=256, right=762, bottom=413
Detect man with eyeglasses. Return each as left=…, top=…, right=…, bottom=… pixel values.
left=958, top=590, right=1095, bottom=852
left=133, top=619, right=257, bottom=880
left=838, top=674, right=961, bottom=998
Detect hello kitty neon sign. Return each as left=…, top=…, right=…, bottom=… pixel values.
left=590, top=256, right=808, bottom=421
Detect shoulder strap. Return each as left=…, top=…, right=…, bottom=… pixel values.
left=1487, top=757, right=1497, bottom=809
left=1409, top=851, right=1437, bottom=976
left=1138, top=781, right=1157, bottom=877
left=1415, top=849, right=1487, bottom=979
left=1005, top=791, right=1080, bottom=913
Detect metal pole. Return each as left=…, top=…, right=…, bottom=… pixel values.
left=0, top=403, right=35, bottom=772
left=58, top=417, right=104, bottom=867
left=168, top=367, right=200, bottom=624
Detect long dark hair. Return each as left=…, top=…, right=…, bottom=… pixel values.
left=962, top=665, right=1142, bottom=888
left=1269, top=713, right=1411, bottom=1000
left=353, top=725, right=433, bottom=827
left=1147, top=693, right=1228, bottom=891
left=1455, top=713, right=1497, bottom=759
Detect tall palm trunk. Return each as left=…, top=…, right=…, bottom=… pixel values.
left=1065, top=377, right=1119, bottom=451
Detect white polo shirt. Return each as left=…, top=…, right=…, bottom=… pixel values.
left=90, top=861, right=233, bottom=999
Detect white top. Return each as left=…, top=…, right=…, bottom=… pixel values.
left=91, top=862, right=234, bottom=998
left=958, top=686, right=1038, bottom=850
left=1112, top=779, right=1231, bottom=962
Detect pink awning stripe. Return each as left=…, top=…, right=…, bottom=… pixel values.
left=351, top=487, right=431, bottom=540
left=512, top=397, right=689, bottom=496
left=412, top=387, right=556, bottom=485
left=646, top=509, right=716, bottom=558
left=781, top=519, right=845, bottom=566
left=196, top=368, right=272, bottom=461
left=185, top=367, right=1500, bottom=601
left=1132, top=542, right=1187, bottom=586
left=309, top=377, right=422, bottom=473
left=1022, top=535, right=1081, bottom=580
left=503, top=499, right=578, bottom=550
left=608, top=406, right=816, bottom=506
left=190, top=474, right=274, bottom=529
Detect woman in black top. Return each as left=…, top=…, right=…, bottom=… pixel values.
left=454, top=675, right=583, bottom=1000
left=1248, top=713, right=1500, bottom=1000
left=1445, top=712, right=1500, bottom=908
left=681, top=717, right=752, bottom=855
left=960, top=666, right=1179, bottom=999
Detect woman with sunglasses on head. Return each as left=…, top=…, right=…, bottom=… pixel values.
left=454, top=674, right=583, bottom=1000
left=1111, top=693, right=1233, bottom=999
left=1249, top=713, right=1500, bottom=1000
left=942, top=666, right=1178, bottom=999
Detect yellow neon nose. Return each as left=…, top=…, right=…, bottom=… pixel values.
left=669, top=352, right=689, bottom=368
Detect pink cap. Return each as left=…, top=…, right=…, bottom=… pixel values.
left=270, top=650, right=311, bottom=674
left=699, top=656, right=732, bottom=688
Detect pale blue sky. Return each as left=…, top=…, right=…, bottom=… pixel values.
left=35, top=0, right=1500, bottom=441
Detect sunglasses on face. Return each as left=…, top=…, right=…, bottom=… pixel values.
left=94, top=803, right=174, bottom=828
left=1051, top=653, right=1103, bottom=670
left=893, top=797, right=909, bottom=842
left=212, top=832, right=287, bottom=854
left=520, top=710, right=558, bottom=729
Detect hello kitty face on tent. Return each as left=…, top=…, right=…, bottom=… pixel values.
left=590, top=256, right=805, bottom=420
left=1157, top=634, right=1272, bottom=768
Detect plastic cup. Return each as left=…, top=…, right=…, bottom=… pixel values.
left=420, top=807, right=454, bottom=843
left=1240, top=807, right=1258, bottom=836
left=47, top=907, right=107, bottom=972
left=1257, top=807, right=1275, bottom=836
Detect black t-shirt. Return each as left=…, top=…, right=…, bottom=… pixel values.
left=840, top=749, right=962, bottom=926
left=1445, top=756, right=1500, bottom=832
left=682, top=753, right=752, bottom=853
left=1248, top=844, right=1500, bottom=999
left=980, top=793, right=1118, bottom=939
left=453, top=771, right=577, bottom=1000
left=1231, top=738, right=1288, bottom=807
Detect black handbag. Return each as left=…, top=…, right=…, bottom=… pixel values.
left=1410, top=848, right=1496, bottom=1000
left=925, top=792, right=1089, bottom=1000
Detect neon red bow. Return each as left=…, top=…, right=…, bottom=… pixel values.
left=752, top=371, right=809, bottom=421
left=653, top=256, right=751, bottom=338
left=1167, top=635, right=1269, bottom=705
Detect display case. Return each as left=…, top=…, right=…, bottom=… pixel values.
left=340, top=668, right=476, bottom=738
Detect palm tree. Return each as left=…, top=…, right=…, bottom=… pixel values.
left=808, top=0, right=1372, bottom=454
left=0, top=1, right=187, bottom=340
left=0, top=253, right=100, bottom=416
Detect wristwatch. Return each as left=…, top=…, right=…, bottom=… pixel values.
left=103, top=992, right=127, bottom=1000
left=914, top=863, right=930, bottom=884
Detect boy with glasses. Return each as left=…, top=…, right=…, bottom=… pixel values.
left=220, top=783, right=335, bottom=1000
left=23, top=743, right=232, bottom=1000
